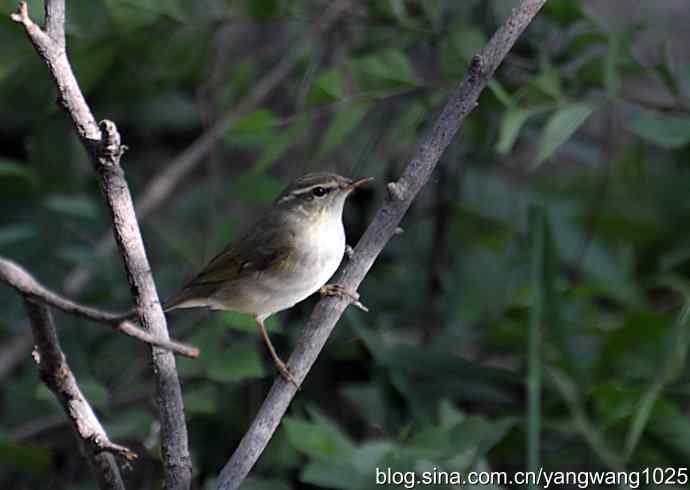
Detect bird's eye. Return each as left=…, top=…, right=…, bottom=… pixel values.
left=312, top=186, right=327, bottom=197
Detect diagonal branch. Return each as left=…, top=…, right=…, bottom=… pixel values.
left=0, top=257, right=199, bottom=358
left=24, top=299, right=131, bottom=490
left=215, top=0, right=548, bottom=488
left=11, top=1, right=191, bottom=488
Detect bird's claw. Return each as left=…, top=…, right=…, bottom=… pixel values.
left=275, top=359, right=299, bottom=389
left=320, top=284, right=369, bottom=312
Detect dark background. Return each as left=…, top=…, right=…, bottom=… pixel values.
left=2, top=0, right=690, bottom=488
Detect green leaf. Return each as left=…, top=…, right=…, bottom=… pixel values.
left=307, top=69, right=344, bottom=105
left=487, top=80, right=513, bottom=108
left=44, top=195, right=100, bottom=220
left=0, top=160, right=36, bottom=185
left=300, top=461, right=355, bottom=489
left=251, top=116, right=309, bottom=174
left=350, top=442, right=394, bottom=477
left=317, top=104, right=369, bottom=157
left=548, top=368, right=625, bottom=470
left=497, top=107, right=547, bottom=155
left=544, top=0, right=585, bottom=25
left=648, top=398, right=690, bottom=460
left=340, top=384, right=388, bottom=430
left=207, top=342, right=265, bottom=382
left=283, top=414, right=355, bottom=461
left=532, top=63, right=562, bottom=100
left=533, top=103, right=594, bottom=166
left=441, top=23, right=486, bottom=79
left=350, top=49, right=417, bottom=89
left=231, top=109, right=277, bottom=133
left=624, top=301, right=690, bottom=461
left=625, top=108, right=690, bottom=149
left=448, top=415, right=516, bottom=459
left=227, top=109, right=279, bottom=147
left=0, top=224, right=38, bottom=246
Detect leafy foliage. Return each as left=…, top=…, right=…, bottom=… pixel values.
left=2, top=0, right=690, bottom=488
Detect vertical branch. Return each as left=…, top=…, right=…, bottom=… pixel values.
left=24, top=300, right=131, bottom=490
left=44, top=0, right=65, bottom=46
left=11, top=1, right=191, bottom=488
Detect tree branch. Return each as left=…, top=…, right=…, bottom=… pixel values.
left=11, top=1, right=191, bottom=487
left=0, top=257, right=199, bottom=358
left=215, top=0, right=548, bottom=488
left=24, top=299, right=130, bottom=490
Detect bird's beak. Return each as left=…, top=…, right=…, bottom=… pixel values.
left=342, top=177, right=373, bottom=193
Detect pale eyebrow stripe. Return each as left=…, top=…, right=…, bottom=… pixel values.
left=290, top=182, right=338, bottom=196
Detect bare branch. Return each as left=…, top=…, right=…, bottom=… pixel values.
left=11, top=1, right=99, bottom=140
left=11, top=1, right=191, bottom=487
left=0, top=257, right=199, bottom=358
left=215, top=0, right=548, bottom=488
left=24, top=300, right=130, bottom=490
left=44, top=0, right=65, bottom=47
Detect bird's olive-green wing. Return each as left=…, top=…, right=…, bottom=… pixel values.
left=163, top=214, right=294, bottom=310
left=195, top=234, right=293, bottom=284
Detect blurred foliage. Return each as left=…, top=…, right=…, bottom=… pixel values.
left=2, top=0, right=690, bottom=488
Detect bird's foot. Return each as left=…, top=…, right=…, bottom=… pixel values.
left=275, top=358, right=299, bottom=389
left=319, top=283, right=369, bottom=312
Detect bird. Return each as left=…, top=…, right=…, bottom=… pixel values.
left=163, top=172, right=371, bottom=386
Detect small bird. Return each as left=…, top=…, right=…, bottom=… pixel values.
left=164, top=172, right=371, bottom=386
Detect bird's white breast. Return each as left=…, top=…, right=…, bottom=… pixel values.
left=235, top=212, right=346, bottom=320
left=300, top=212, right=346, bottom=290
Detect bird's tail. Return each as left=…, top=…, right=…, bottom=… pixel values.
left=161, top=287, right=211, bottom=311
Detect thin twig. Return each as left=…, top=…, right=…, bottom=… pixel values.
left=0, top=257, right=199, bottom=358
left=24, top=300, right=130, bottom=490
left=11, top=1, right=191, bottom=487
left=215, top=1, right=548, bottom=488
